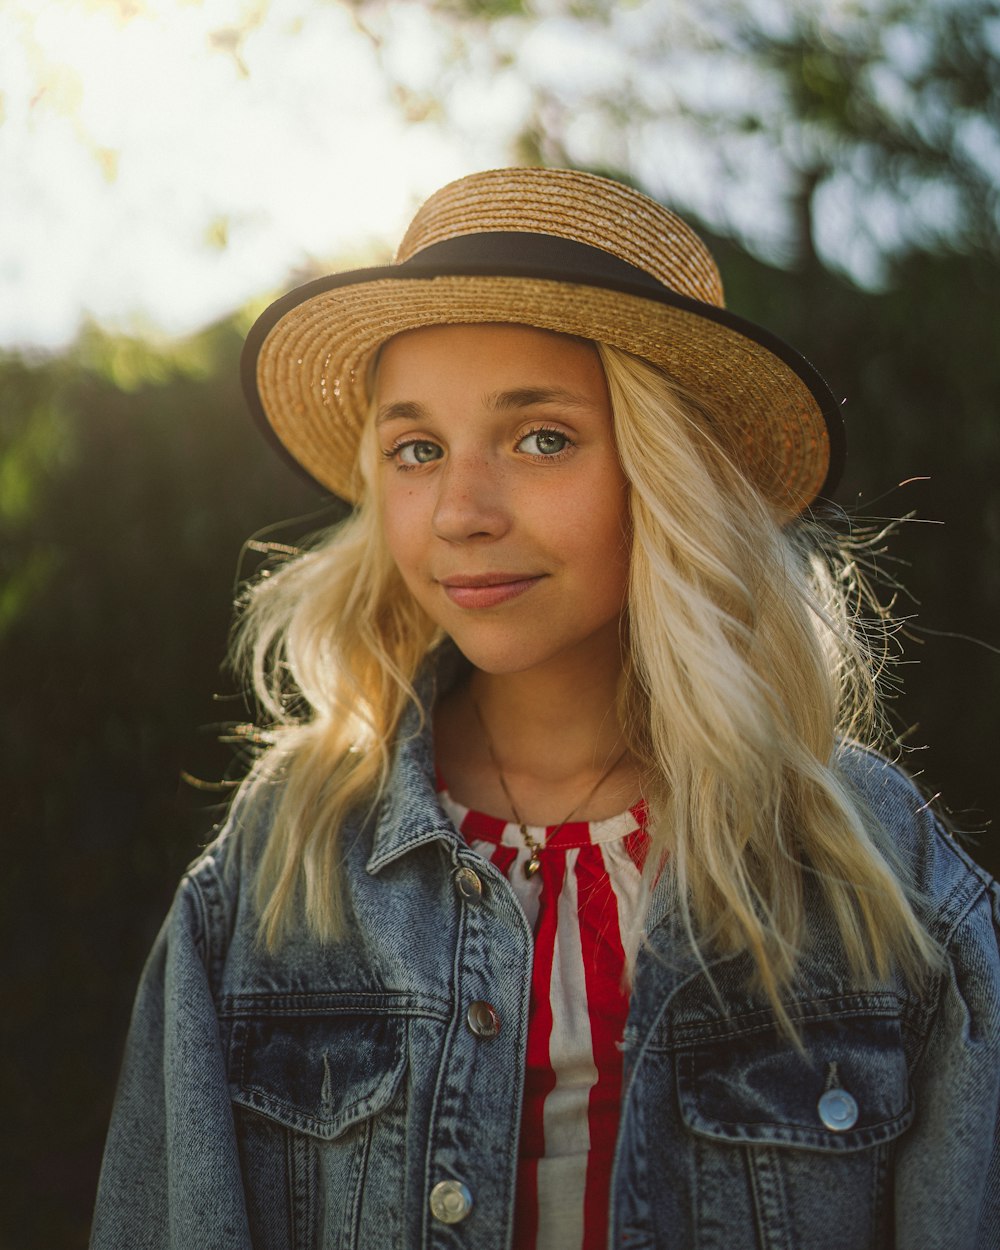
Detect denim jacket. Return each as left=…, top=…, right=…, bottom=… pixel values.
left=91, top=686, right=1000, bottom=1249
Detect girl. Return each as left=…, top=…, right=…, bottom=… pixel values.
left=92, top=168, right=999, bottom=1249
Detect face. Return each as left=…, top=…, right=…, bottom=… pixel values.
left=374, top=323, right=631, bottom=679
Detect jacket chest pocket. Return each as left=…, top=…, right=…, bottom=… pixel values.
left=674, top=1008, right=914, bottom=1250
left=227, top=1013, right=409, bottom=1250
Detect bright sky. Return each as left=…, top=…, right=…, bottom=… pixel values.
left=0, top=0, right=517, bottom=351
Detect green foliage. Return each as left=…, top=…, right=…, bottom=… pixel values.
left=737, top=0, right=1000, bottom=260
left=74, top=323, right=220, bottom=391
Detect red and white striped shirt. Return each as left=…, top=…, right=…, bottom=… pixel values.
left=438, top=784, right=649, bottom=1250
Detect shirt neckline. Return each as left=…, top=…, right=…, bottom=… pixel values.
left=436, top=778, right=647, bottom=850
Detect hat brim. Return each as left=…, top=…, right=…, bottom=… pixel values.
left=242, top=257, right=844, bottom=517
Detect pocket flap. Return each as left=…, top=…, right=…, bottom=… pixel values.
left=676, top=1012, right=913, bottom=1152
left=229, top=1014, right=407, bottom=1140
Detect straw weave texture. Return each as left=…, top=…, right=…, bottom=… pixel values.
left=397, top=167, right=725, bottom=308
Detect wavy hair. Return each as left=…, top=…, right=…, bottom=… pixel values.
left=231, top=339, right=938, bottom=1027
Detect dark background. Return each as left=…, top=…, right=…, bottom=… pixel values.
left=3, top=2, right=999, bottom=1246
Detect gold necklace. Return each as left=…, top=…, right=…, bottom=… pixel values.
left=473, top=700, right=629, bottom=879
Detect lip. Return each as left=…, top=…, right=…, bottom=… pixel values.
left=437, top=573, right=545, bottom=610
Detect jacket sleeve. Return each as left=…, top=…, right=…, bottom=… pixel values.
left=895, top=877, right=1000, bottom=1249
left=90, top=864, right=252, bottom=1250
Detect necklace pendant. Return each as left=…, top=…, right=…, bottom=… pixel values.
left=524, top=855, right=541, bottom=879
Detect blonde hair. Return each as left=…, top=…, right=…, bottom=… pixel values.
left=231, top=339, right=938, bottom=1028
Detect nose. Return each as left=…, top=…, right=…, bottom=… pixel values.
left=431, top=452, right=511, bottom=543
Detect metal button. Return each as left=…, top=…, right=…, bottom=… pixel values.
left=466, top=1000, right=501, bottom=1039
left=818, top=1087, right=859, bottom=1131
left=429, top=1179, right=473, bottom=1224
left=454, top=865, right=483, bottom=902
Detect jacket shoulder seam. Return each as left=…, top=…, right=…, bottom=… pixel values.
left=181, top=854, right=231, bottom=992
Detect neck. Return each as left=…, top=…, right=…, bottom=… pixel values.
left=434, top=628, right=640, bottom=824
left=468, top=661, right=625, bottom=782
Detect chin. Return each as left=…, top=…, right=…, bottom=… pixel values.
left=443, top=623, right=618, bottom=679
left=446, top=638, right=545, bottom=676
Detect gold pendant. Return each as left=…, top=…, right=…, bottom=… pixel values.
left=524, top=855, right=541, bottom=878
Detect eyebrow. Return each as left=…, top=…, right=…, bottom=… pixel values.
left=375, top=386, right=597, bottom=428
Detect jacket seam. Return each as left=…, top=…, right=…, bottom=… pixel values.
left=938, top=873, right=995, bottom=952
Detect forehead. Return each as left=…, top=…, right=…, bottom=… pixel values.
left=374, top=323, right=606, bottom=398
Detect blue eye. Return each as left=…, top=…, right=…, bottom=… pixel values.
left=396, top=440, right=442, bottom=466
left=518, top=429, right=571, bottom=456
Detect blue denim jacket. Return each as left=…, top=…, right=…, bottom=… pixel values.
left=91, top=687, right=1000, bottom=1249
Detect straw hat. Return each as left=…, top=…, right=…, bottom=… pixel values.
left=242, top=167, right=843, bottom=516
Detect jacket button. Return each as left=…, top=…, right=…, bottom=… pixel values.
left=466, top=1000, right=501, bottom=1039
left=429, top=1179, right=473, bottom=1223
left=454, top=865, right=484, bottom=902
left=818, top=1087, right=859, bottom=1131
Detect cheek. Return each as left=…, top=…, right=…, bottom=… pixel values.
left=380, top=485, right=424, bottom=571
left=571, top=482, right=630, bottom=587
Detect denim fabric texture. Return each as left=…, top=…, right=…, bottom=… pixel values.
left=91, top=669, right=1000, bottom=1249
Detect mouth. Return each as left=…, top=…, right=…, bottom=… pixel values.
left=436, top=573, right=545, bottom=610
